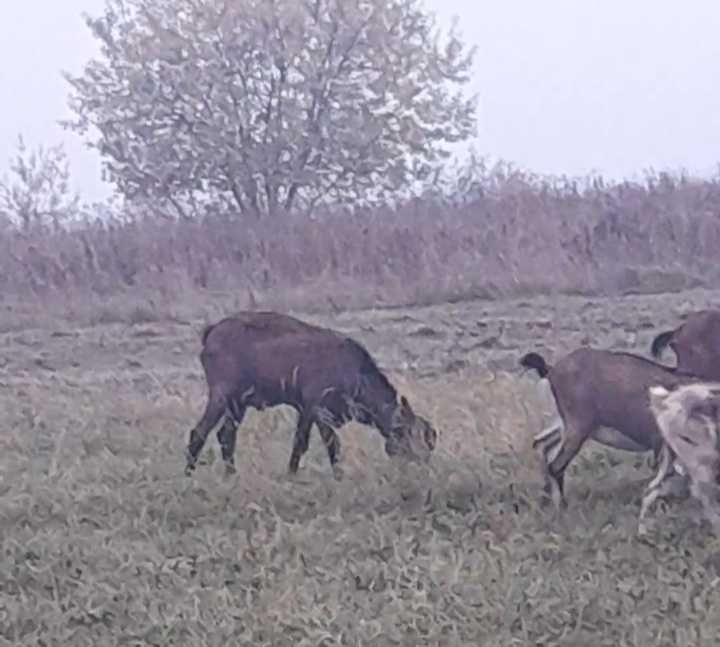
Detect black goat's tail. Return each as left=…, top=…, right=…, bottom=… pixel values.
left=519, top=352, right=551, bottom=379
left=650, top=329, right=676, bottom=359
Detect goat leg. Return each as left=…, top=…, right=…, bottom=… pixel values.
left=638, top=444, right=676, bottom=536
left=186, top=391, right=227, bottom=475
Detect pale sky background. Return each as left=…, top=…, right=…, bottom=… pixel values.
left=1, top=0, right=719, bottom=203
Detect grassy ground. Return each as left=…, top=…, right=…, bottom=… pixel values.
left=3, top=289, right=720, bottom=646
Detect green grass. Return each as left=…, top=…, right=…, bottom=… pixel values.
left=3, top=290, right=720, bottom=646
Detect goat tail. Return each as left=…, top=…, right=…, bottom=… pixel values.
left=650, top=329, right=676, bottom=359
left=201, top=322, right=217, bottom=346
left=519, top=352, right=551, bottom=378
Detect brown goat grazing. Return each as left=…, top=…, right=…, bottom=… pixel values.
left=651, top=309, right=720, bottom=379
left=638, top=382, right=720, bottom=536
left=200, top=310, right=324, bottom=344
left=520, top=348, right=703, bottom=508
left=186, top=312, right=438, bottom=478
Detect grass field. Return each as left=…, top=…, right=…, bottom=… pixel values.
left=3, top=288, right=720, bottom=646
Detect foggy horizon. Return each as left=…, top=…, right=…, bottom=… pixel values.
left=2, top=0, right=719, bottom=203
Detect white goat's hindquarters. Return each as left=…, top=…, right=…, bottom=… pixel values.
left=642, top=382, right=720, bottom=535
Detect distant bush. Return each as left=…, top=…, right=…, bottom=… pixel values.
left=1, top=152, right=720, bottom=325
left=0, top=136, right=81, bottom=232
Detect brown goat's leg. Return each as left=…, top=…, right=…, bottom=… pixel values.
left=532, top=423, right=565, bottom=505
left=545, top=423, right=591, bottom=509
left=317, top=422, right=343, bottom=480
left=638, top=444, right=675, bottom=536
left=217, top=409, right=245, bottom=475
left=288, top=413, right=313, bottom=475
left=533, top=427, right=563, bottom=506
left=186, top=391, right=227, bottom=475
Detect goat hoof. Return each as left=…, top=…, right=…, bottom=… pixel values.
left=538, top=493, right=554, bottom=509
left=332, top=465, right=344, bottom=481
left=224, top=463, right=237, bottom=476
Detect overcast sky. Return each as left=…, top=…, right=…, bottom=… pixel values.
left=1, top=0, right=719, bottom=202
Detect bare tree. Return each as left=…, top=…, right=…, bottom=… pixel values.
left=62, top=0, right=477, bottom=219
left=0, top=136, right=80, bottom=231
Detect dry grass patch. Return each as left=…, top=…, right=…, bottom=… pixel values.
left=3, top=294, right=720, bottom=645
